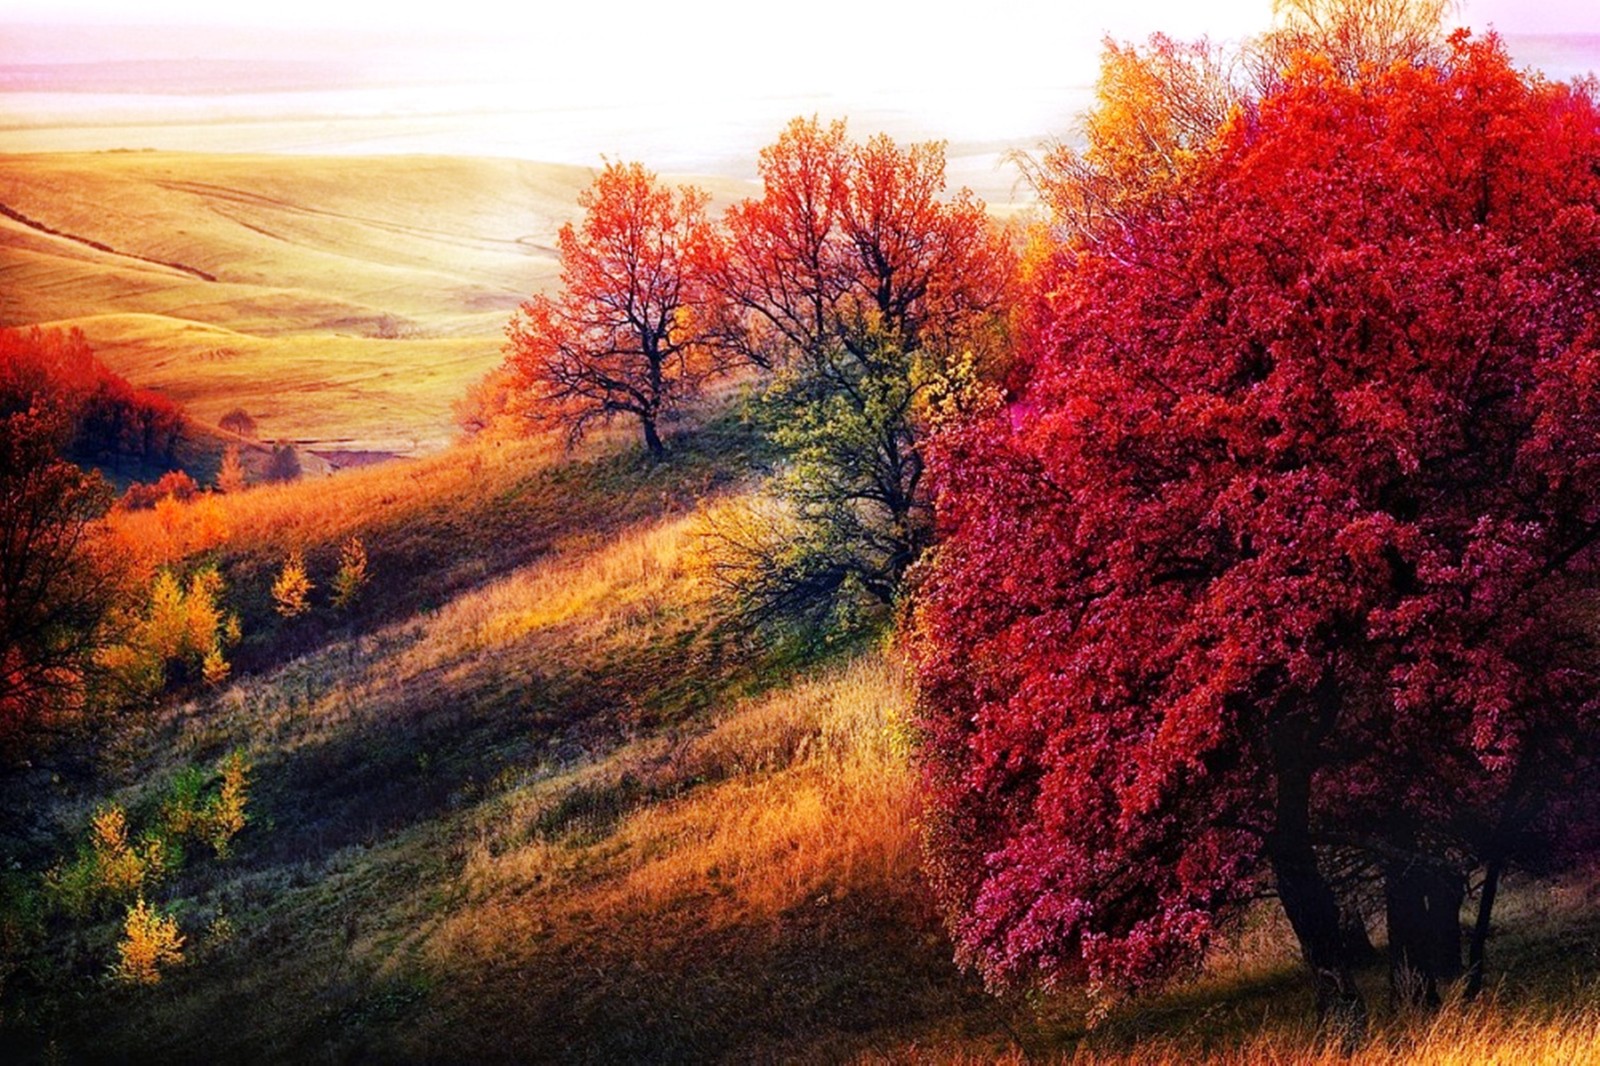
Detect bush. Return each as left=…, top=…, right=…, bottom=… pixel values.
left=272, top=548, right=313, bottom=618
left=330, top=535, right=369, bottom=611
left=117, top=469, right=200, bottom=512
left=112, top=897, right=184, bottom=985
left=265, top=442, right=301, bottom=482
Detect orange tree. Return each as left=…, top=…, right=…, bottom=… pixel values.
left=505, top=161, right=733, bottom=459
left=0, top=329, right=118, bottom=752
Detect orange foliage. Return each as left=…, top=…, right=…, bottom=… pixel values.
left=104, top=492, right=230, bottom=581
left=1025, top=35, right=1240, bottom=242
left=0, top=326, right=184, bottom=467
left=505, top=161, right=735, bottom=458
left=719, top=116, right=1012, bottom=367
left=215, top=445, right=247, bottom=494
left=117, top=469, right=200, bottom=512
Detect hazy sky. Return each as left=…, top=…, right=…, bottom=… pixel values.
left=7, top=1, right=1598, bottom=94
left=3, top=0, right=1596, bottom=190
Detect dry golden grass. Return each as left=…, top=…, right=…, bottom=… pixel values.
left=103, top=429, right=560, bottom=575
left=907, top=996, right=1600, bottom=1064
left=0, top=151, right=576, bottom=452
left=0, top=152, right=757, bottom=453
left=35, top=312, right=500, bottom=453
left=439, top=652, right=916, bottom=938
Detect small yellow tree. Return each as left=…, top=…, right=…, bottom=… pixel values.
left=205, top=750, right=251, bottom=857
left=216, top=444, right=246, bottom=494
left=201, top=647, right=231, bottom=686
left=89, top=805, right=156, bottom=898
left=272, top=548, right=313, bottom=618
left=330, top=535, right=369, bottom=611
left=113, top=897, right=184, bottom=985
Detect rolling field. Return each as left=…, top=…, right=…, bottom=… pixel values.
left=0, top=151, right=747, bottom=457
left=6, top=82, right=1600, bottom=1061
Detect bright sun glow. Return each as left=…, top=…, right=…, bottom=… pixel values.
left=1, top=0, right=1597, bottom=199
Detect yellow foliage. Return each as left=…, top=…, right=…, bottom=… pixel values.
left=113, top=898, right=184, bottom=986
left=101, top=565, right=236, bottom=699
left=272, top=548, right=313, bottom=618
left=58, top=804, right=166, bottom=908
left=201, top=647, right=231, bottom=686
left=206, top=750, right=251, bottom=857
left=89, top=806, right=144, bottom=897
left=143, top=571, right=188, bottom=662
left=331, top=535, right=369, bottom=610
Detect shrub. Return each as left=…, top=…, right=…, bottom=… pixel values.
left=112, top=897, right=184, bottom=985
left=117, top=469, right=200, bottom=512
left=215, top=444, right=247, bottom=494
left=272, top=548, right=313, bottom=618
left=330, top=535, right=369, bottom=611
left=265, top=442, right=301, bottom=482
left=45, top=804, right=166, bottom=918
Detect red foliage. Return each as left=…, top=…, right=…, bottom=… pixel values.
left=504, top=161, right=733, bottom=458
left=915, top=36, right=1600, bottom=1013
left=0, top=326, right=184, bottom=467
left=118, top=470, right=201, bottom=512
left=717, top=116, right=1011, bottom=367
left=0, top=329, right=118, bottom=748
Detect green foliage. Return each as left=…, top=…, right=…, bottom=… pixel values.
left=708, top=333, right=998, bottom=637
left=43, top=752, right=252, bottom=919
left=331, top=535, right=370, bottom=611
left=43, top=804, right=167, bottom=920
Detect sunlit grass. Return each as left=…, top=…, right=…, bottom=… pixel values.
left=915, top=995, right=1600, bottom=1064
left=441, top=652, right=916, bottom=931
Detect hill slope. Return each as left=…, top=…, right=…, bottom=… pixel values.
left=0, top=152, right=749, bottom=457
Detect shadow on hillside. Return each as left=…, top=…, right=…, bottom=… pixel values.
left=227, top=412, right=771, bottom=679
left=393, top=884, right=1016, bottom=1064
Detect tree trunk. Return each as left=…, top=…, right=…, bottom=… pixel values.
left=1341, top=904, right=1379, bottom=963
left=1271, top=841, right=1368, bottom=1045
left=1383, top=858, right=1463, bottom=1007
left=1267, top=741, right=1367, bottom=1044
left=641, top=416, right=665, bottom=459
left=1465, top=859, right=1503, bottom=1002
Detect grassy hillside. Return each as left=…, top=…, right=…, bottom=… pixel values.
left=5, top=414, right=1600, bottom=1064
left=4, top=144, right=1600, bottom=1064
left=0, top=152, right=750, bottom=457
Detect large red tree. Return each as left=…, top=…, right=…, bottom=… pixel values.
left=915, top=35, right=1600, bottom=1030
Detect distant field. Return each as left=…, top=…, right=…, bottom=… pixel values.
left=0, top=151, right=751, bottom=457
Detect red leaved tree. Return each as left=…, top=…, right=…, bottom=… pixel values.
left=703, top=118, right=1013, bottom=624
left=0, top=329, right=118, bottom=751
left=505, top=161, right=733, bottom=459
left=915, top=35, right=1600, bottom=1033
